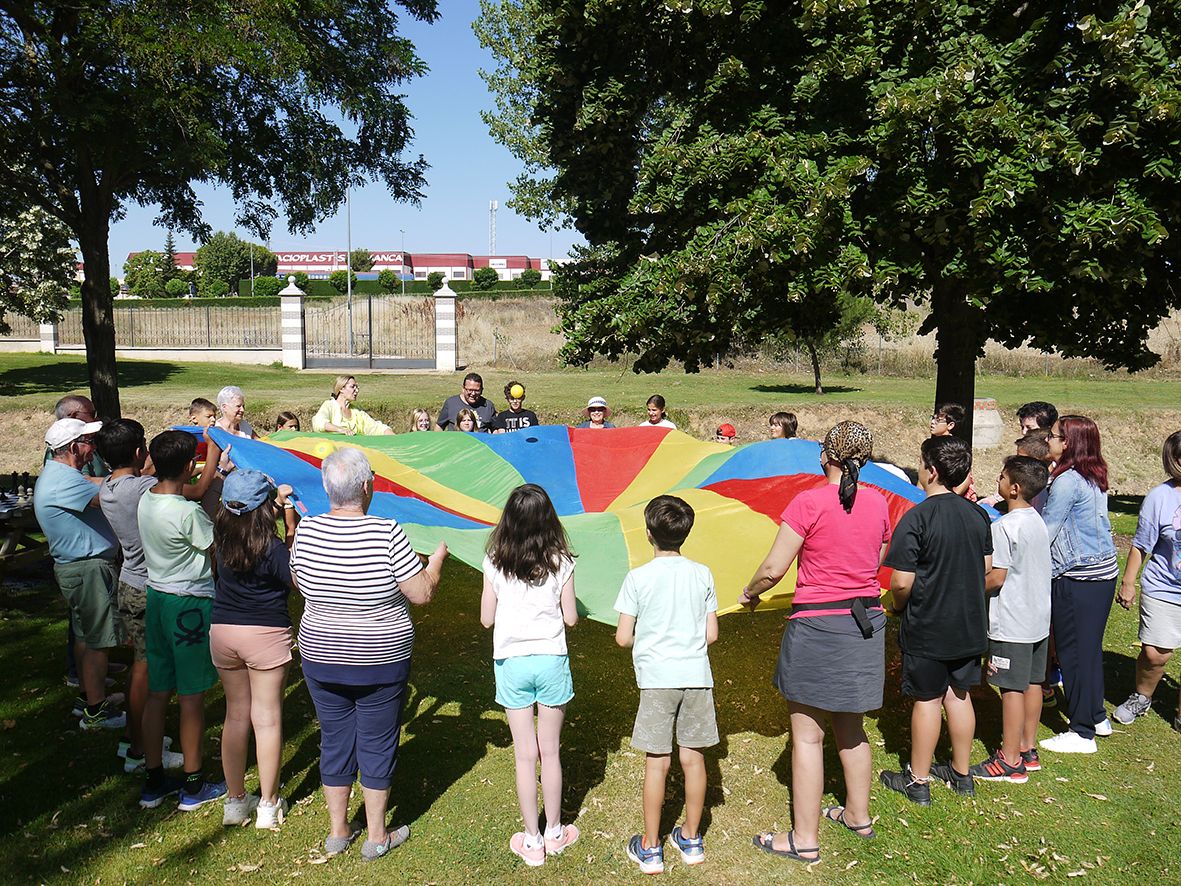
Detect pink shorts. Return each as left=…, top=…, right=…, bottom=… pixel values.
left=209, top=624, right=293, bottom=671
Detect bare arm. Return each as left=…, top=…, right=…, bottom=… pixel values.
left=705, top=611, right=719, bottom=645
left=399, top=541, right=448, bottom=605
left=479, top=571, right=497, bottom=628
left=890, top=568, right=915, bottom=612
left=615, top=612, right=636, bottom=648
left=183, top=432, right=224, bottom=501
left=1118, top=546, right=1147, bottom=610
left=985, top=565, right=1008, bottom=594
left=739, top=522, right=805, bottom=609
left=559, top=573, right=578, bottom=627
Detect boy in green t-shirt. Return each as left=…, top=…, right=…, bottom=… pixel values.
left=137, top=430, right=226, bottom=812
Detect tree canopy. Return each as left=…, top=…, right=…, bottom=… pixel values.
left=0, top=0, right=438, bottom=416
left=194, top=232, right=277, bottom=296
left=477, top=0, right=1181, bottom=437
left=0, top=203, right=74, bottom=332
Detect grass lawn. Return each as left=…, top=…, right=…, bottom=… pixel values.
left=3, top=554, right=1181, bottom=885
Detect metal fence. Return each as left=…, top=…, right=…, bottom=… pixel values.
left=0, top=313, right=40, bottom=340
left=305, top=295, right=435, bottom=368
left=55, top=304, right=280, bottom=349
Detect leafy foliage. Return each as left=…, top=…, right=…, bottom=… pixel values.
left=122, top=250, right=169, bottom=297
left=350, top=249, right=375, bottom=272
left=478, top=0, right=1181, bottom=426
left=377, top=269, right=399, bottom=292
left=162, top=231, right=179, bottom=283
left=250, top=275, right=284, bottom=298
left=291, top=271, right=311, bottom=292
left=427, top=270, right=446, bottom=291
left=163, top=278, right=187, bottom=298
left=0, top=205, right=74, bottom=332
left=519, top=267, right=543, bottom=288
left=0, top=0, right=440, bottom=415
left=194, top=232, right=277, bottom=296
left=199, top=278, right=229, bottom=298
left=473, top=266, right=501, bottom=290
left=329, top=269, right=358, bottom=294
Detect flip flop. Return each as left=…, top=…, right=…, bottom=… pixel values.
left=752, top=831, right=820, bottom=863
left=822, top=805, right=877, bottom=839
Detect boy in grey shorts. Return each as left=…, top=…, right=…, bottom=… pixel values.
left=615, top=496, right=719, bottom=875
left=970, top=456, right=1052, bottom=783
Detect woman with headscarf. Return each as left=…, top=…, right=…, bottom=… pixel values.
left=741, top=422, right=891, bottom=864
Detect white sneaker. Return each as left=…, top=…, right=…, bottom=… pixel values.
left=1094, top=717, right=1112, bottom=737
left=1039, top=731, right=1098, bottom=754
left=118, top=736, right=173, bottom=758
left=122, top=746, right=185, bottom=773
left=223, top=793, right=260, bottom=826
left=255, top=797, right=288, bottom=829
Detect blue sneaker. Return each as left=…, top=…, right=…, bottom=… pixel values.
left=671, top=826, right=705, bottom=865
left=627, top=834, right=664, bottom=875
left=177, top=780, right=227, bottom=811
left=139, top=775, right=183, bottom=809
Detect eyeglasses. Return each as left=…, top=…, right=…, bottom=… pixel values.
left=1047, top=433, right=1065, bottom=440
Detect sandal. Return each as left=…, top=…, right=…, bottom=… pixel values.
left=822, top=805, right=877, bottom=839
left=752, top=831, right=820, bottom=863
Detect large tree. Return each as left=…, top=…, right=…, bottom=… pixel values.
left=0, top=203, right=74, bottom=331
left=477, top=1, right=1181, bottom=439
left=0, top=0, right=437, bottom=417
left=194, top=232, right=277, bottom=296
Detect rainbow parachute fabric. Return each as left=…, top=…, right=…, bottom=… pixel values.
left=208, top=426, right=926, bottom=624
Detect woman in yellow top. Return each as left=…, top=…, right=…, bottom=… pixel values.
left=311, top=376, right=394, bottom=436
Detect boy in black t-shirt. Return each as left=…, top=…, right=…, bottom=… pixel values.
left=490, top=380, right=540, bottom=433
left=880, top=436, right=993, bottom=804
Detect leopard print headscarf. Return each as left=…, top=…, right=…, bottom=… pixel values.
left=823, top=421, right=874, bottom=512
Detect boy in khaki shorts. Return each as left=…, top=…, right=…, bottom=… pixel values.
left=615, top=496, right=719, bottom=875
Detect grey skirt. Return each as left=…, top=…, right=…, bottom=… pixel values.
left=773, top=610, right=886, bottom=713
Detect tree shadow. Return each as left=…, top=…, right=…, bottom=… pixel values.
left=750, top=383, right=862, bottom=396
left=0, top=358, right=181, bottom=398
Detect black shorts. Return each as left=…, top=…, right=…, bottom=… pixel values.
left=901, top=653, right=981, bottom=701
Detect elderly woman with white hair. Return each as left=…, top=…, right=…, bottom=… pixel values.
left=289, top=447, right=447, bottom=862
left=215, top=385, right=259, bottom=439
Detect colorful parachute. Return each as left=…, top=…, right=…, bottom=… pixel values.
left=208, top=426, right=927, bottom=625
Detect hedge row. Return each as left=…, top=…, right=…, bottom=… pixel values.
left=66, top=289, right=553, bottom=310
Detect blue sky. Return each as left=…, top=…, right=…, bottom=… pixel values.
left=108, top=1, right=582, bottom=267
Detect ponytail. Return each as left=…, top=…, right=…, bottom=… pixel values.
left=838, top=457, right=860, bottom=513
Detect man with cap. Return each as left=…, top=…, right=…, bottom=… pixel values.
left=43, top=394, right=109, bottom=478
left=34, top=418, right=126, bottom=730
left=576, top=396, right=615, bottom=429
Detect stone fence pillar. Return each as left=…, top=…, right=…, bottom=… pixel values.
left=434, top=282, right=457, bottom=372
left=279, top=276, right=306, bottom=370
left=39, top=322, right=58, bottom=353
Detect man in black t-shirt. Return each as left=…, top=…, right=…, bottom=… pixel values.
left=437, top=372, right=497, bottom=431
left=880, top=435, right=993, bottom=805
left=489, top=380, right=539, bottom=434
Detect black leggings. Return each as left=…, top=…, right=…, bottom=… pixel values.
left=1050, top=576, right=1115, bottom=740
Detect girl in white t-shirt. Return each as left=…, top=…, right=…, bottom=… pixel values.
left=480, top=483, right=580, bottom=866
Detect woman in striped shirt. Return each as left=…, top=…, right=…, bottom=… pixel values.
left=290, top=447, right=447, bottom=862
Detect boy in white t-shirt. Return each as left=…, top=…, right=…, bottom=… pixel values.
left=970, top=456, right=1052, bottom=783
left=615, top=496, right=719, bottom=874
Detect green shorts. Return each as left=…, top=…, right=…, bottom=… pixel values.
left=55, top=559, right=121, bottom=649
left=631, top=688, right=719, bottom=754
left=117, top=580, right=148, bottom=662
left=145, top=588, right=218, bottom=696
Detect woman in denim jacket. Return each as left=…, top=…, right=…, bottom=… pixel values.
left=1039, top=416, right=1117, bottom=755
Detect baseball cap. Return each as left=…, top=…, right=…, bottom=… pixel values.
left=716, top=423, right=736, bottom=439
left=46, top=418, right=103, bottom=450
left=583, top=396, right=612, bottom=418
left=221, top=469, right=275, bottom=515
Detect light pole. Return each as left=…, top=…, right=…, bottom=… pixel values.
left=249, top=242, right=255, bottom=297
left=346, top=185, right=353, bottom=354
left=399, top=229, right=406, bottom=296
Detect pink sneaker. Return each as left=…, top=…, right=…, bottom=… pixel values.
left=510, top=832, right=545, bottom=867
left=545, top=824, right=580, bottom=855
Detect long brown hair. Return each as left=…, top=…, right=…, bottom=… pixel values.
left=1052, top=415, right=1109, bottom=491
left=215, top=499, right=281, bottom=573
left=486, top=484, right=573, bottom=583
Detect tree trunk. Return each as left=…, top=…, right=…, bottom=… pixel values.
left=76, top=208, right=121, bottom=420
left=931, top=282, right=984, bottom=443
left=807, top=341, right=824, bottom=395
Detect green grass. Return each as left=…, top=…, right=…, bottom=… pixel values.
left=2, top=556, right=1180, bottom=884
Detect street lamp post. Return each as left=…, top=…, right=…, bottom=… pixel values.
left=346, top=185, right=353, bottom=354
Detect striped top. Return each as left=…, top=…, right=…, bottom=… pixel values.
left=290, top=514, right=423, bottom=667
left=1063, top=554, right=1120, bottom=582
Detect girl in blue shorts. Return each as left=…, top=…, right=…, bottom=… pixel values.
left=480, top=484, right=580, bottom=866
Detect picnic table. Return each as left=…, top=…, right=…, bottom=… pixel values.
left=0, top=474, right=46, bottom=580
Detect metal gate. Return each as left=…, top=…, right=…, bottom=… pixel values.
left=304, top=293, right=435, bottom=369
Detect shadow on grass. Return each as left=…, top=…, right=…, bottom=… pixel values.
left=0, top=359, right=181, bottom=398
left=750, top=383, right=862, bottom=396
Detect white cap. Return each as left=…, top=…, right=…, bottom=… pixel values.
left=46, top=417, right=103, bottom=450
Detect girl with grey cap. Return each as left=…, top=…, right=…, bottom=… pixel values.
left=740, top=421, right=891, bottom=864
left=210, top=468, right=299, bottom=829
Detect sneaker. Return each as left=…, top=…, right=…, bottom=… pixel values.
left=509, top=831, right=546, bottom=867
left=1113, top=692, right=1152, bottom=725
left=123, top=747, right=185, bottom=774
left=879, top=765, right=931, bottom=806
left=72, top=692, right=125, bottom=717
left=255, top=797, right=288, bottom=830
left=1039, top=731, right=1097, bottom=754
left=671, top=825, right=705, bottom=865
left=177, top=780, right=228, bottom=811
left=626, top=834, right=665, bottom=875
left=544, top=823, right=579, bottom=855
left=139, top=775, right=183, bottom=809
left=930, top=761, right=976, bottom=796
left=222, top=793, right=260, bottom=826
left=969, top=750, right=1028, bottom=784
left=78, top=701, right=126, bottom=731
left=65, top=673, right=80, bottom=689
left=1094, top=717, right=1113, bottom=737
left=119, top=736, right=173, bottom=758
left=1020, top=748, right=1041, bottom=772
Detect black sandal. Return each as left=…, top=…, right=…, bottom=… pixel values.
left=752, top=831, right=820, bottom=862
left=822, top=805, right=877, bottom=839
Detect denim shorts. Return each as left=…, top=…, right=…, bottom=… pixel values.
left=494, top=654, right=574, bottom=709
